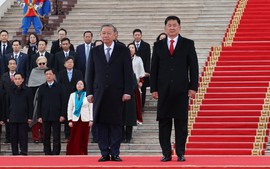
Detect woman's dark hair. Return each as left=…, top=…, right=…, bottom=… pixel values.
left=156, top=33, right=167, bottom=42
left=127, top=43, right=135, bottom=48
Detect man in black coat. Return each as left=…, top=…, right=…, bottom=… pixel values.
left=30, top=39, right=54, bottom=71
left=37, top=68, right=65, bottom=155
left=132, top=29, right=151, bottom=111
left=0, top=58, right=17, bottom=143
left=54, top=38, right=77, bottom=75
left=6, top=73, right=33, bottom=155
left=150, top=16, right=199, bottom=162
left=58, top=56, right=83, bottom=141
left=87, top=24, right=133, bottom=162
left=50, top=28, right=75, bottom=56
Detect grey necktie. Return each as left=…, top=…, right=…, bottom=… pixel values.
left=85, top=45, right=90, bottom=63
left=105, top=48, right=111, bottom=62
left=136, top=43, right=140, bottom=50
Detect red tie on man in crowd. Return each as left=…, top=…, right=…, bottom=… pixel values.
left=170, top=39, right=174, bottom=56
left=10, top=74, right=14, bottom=82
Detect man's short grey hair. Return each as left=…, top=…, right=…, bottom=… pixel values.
left=100, top=23, right=117, bottom=33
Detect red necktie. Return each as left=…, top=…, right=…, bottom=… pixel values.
left=170, top=40, right=174, bottom=56
left=10, top=74, right=14, bottom=82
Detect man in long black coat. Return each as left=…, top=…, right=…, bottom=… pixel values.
left=37, top=68, right=65, bottom=155
left=87, top=24, right=133, bottom=162
left=150, top=16, right=199, bottom=162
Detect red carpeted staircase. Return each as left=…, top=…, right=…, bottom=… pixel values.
left=186, top=0, right=270, bottom=155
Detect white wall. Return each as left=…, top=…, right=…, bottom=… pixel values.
left=0, top=0, right=13, bottom=19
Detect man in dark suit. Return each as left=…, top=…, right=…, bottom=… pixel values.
left=75, top=31, right=94, bottom=82
left=0, top=30, right=13, bottom=55
left=37, top=68, right=65, bottom=155
left=58, top=56, right=83, bottom=141
left=0, top=58, right=17, bottom=144
left=30, top=39, right=54, bottom=71
left=4, top=40, right=29, bottom=81
left=50, top=28, right=75, bottom=56
left=0, top=30, right=13, bottom=76
left=55, top=38, right=77, bottom=75
left=0, top=58, right=17, bottom=143
left=87, top=24, right=133, bottom=162
left=132, top=29, right=151, bottom=112
left=6, top=72, right=33, bottom=155
left=151, top=16, right=199, bottom=162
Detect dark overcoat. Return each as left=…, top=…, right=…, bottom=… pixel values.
left=87, top=42, right=133, bottom=125
left=150, top=35, right=199, bottom=121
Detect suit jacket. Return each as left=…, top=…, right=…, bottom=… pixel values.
left=133, top=40, right=151, bottom=86
left=0, top=41, right=13, bottom=57
left=87, top=42, right=133, bottom=125
left=0, top=72, right=14, bottom=91
left=6, top=85, right=33, bottom=123
left=30, top=52, right=54, bottom=70
left=50, top=39, right=75, bottom=55
left=75, top=43, right=94, bottom=80
left=58, top=69, right=83, bottom=114
left=0, top=88, right=5, bottom=121
left=150, top=35, right=199, bottom=120
left=55, top=50, right=77, bottom=75
left=67, top=92, right=93, bottom=122
left=4, top=52, right=29, bottom=81
left=37, top=81, right=65, bottom=121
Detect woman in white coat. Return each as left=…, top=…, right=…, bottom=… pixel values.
left=128, top=43, right=145, bottom=123
left=66, top=80, right=93, bottom=155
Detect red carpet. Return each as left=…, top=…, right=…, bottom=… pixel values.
left=186, top=0, right=270, bottom=155
left=1, top=156, right=270, bottom=169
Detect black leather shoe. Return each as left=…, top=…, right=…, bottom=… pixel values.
left=161, top=156, right=172, bottom=162
left=98, top=156, right=110, bottom=162
left=177, top=155, right=186, bottom=162
left=111, top=155, right=123, bottom=161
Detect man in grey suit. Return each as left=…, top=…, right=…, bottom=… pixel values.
left=151, top=16, right=199, bottom=162
left=87, top=24, right=133, bottom=162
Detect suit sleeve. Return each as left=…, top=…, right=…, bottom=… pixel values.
left=188, top=40, right=199, bottom=91
left=86, top=48, right=95, bottom=96
left=27, top=88, right=33, bottom=119
left=145, top=43, right=151, bottom=73
left=150, top=42, right=159, bottom=93
left=67, top=93, right=74, bottom=121
left=123, top=47, right=133, bottom=95
left=37, top=87, right=42, bottom=119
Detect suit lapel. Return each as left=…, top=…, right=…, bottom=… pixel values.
left=173, top=35, right=184, bottom=56
left=109, top=43, right=120, bottom=64
left=162, top=39, right=171, bottom=56
left=99, top=45, right=107, bottom=64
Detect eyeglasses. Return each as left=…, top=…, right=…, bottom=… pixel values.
left=38, top=62, right=46, bottom=66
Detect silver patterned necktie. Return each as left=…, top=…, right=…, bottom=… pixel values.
left=105, top=48, right=111, bottom=62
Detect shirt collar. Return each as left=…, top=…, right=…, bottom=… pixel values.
left=104, top=41, right=115, bottom=51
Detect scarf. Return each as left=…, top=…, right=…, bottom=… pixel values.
left=74, top=90, right=85, bottom=117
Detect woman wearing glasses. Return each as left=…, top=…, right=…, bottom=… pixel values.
left=28, top=56, right=48, bottom=143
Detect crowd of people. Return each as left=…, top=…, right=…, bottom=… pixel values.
left=0, top=15, right=199, bottom=163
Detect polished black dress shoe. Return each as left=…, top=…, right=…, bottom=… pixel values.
left=98, top=155, right=110, bottom=162
left=160, top=156, right=172, bottom=162
left=177, top=155, right=186, bottom=162
left=111, top=155, right=123, bottom=161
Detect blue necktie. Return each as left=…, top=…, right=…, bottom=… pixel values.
left=105, top=48, right=111, bottom=62
left=68, top=71, right=72, bottom=82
